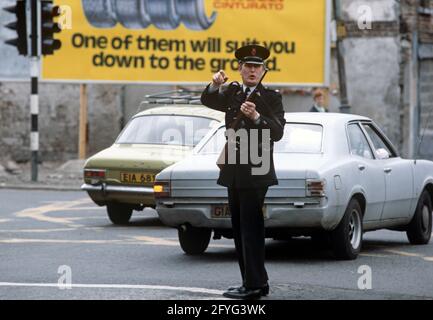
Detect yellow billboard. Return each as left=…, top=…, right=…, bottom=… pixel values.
left=42, top=0, right=331, bottom=86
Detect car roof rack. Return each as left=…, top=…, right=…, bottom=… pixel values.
left=143, top=89, right=203, bottom=104
left=137, top=89, right=204, bottom=112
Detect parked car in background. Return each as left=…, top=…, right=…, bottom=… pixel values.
left=82, top=92, right=224, bottom=225
left=154, top=113, right=433, bottom=260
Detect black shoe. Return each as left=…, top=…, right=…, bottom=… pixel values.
left=223, top=284, right=269, bottom=299
left=223, top=287, right=262, bottom=299
left=227, top=284, right=244, bottom=292
left=261, top=283, right=269, bottom=296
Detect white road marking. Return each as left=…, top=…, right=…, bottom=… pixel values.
left=209, top=243, right=233, bottom=249
left=0, top=282, right=224, bottom=296
left=0, top=236, right=235, bottom=248
left=359, top=253, right=393, bottom=258
left=130, top=236, right=233, bottom=248
left=0, top=228, right=74, bottom=233
left=0, top=238, right=126, bottom=244
left=132, top=236, right=179, bottom=246
left=0, top=227, right=105, bottom=233
left=66, top=217, right=105, bottom=220
left=0, top=219, right=11, bottom=224
left=61, top=207, right=105, bottom=211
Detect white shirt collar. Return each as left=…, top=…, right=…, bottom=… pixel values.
left=243, top=84, right=257, bottom=95
left=314, top=104, right=326, bottom=112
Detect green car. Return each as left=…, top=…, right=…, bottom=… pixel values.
left=81, top=102, right=224, bottom=225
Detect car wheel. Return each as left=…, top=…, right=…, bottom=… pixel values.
left=330, top=198, right=363, bottom=260
left=406, top=190, right=432, bottom=245
left=106, top=203, right=133, bottom=225
left=178, top=225, right=211, bottom=255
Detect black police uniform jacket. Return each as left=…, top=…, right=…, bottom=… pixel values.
left=201, top=82, right=286, bottom=189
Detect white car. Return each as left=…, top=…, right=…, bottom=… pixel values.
left=154, top=113, right=433, bottom=260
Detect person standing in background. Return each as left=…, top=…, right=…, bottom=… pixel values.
left=309, top=88, right=328, bottom=112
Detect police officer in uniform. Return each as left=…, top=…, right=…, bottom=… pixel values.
left=201, top=44, right=286, bottom=299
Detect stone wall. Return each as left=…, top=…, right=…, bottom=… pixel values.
left=340, top=0, right=402, bottom=152
left=0, top=82, right=123, bottom=162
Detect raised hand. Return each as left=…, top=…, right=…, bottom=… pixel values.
left=212, top=70, right=228, bottom=87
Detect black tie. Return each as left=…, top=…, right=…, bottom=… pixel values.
left=244, top=87, right=250, bottom=101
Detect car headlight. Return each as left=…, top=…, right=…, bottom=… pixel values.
left=153, top=181, right=171, bottom=198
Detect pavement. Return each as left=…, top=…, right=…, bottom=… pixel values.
left=0, top=159, right=84, bottom=191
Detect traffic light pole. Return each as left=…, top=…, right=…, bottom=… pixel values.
left=4, top=0, right=62, bottom=181
left=30, top=0, right=39, bottom=181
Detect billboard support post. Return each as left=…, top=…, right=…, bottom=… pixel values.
left=79, top=84, right=88, bottom=160
left=333, top=0, right=351, bottom=114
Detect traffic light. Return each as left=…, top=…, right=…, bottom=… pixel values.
left=3, top=0, right=28, bottom=56
left=40, top=0, right=62, bottom=55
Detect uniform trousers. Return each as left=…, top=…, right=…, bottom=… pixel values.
left=227, top=184, right=269, bottom=288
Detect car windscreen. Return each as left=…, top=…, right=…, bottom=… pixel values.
left=198, top=123, right=323, bottom=154
left=116, top=115, right=219, bottom=146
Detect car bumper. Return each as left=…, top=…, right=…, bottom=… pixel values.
left=156, top=198, right=344, bottom=230
left=81, top=183, right=155, bottom=206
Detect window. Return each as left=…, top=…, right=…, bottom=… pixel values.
left=198, top=127, right=226, bottom=154
left=274, top=123, right=323, bottom=153
left=347, top=124, right=373, bottom=159
left=361, top=123, right=396, bottom=159
left=116, top=115, right=217, bottom=146
left=198, top=123, right=323, bottom=154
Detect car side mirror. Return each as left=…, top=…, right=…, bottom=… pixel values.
left=376, top=148, right=390, bottom=159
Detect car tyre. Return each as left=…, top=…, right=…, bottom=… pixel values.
left=406, top=190, right=432, bottom=245
left=178, top=225, right=211, bottom=255
left=106, top=203, right=133, bottom=225
left=330, top=198, right=363, bottom=260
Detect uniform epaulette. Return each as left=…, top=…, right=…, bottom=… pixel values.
left=264, top=86, right=279, bottom=93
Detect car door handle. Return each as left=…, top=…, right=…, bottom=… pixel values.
left=384, top=168, right=392, bottom=173
left=358, top=165, right=366, bottom=171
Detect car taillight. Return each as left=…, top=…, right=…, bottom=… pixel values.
left=306, top=179, right=326, bottom=197
left=153, top=181, right=171, bottom=198
left=84, top=169, right=106, bottom=179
